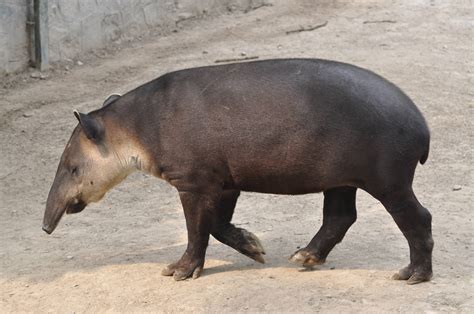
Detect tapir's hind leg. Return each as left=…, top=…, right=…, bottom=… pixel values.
left=290, top=186, right=357, bottom=267
left=211, top=190, right=266, bottom=263
left=375, top=188, right=433, bottom=284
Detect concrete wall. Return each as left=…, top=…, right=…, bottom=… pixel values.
left=0, top=0, right=264, bottom=75
left=0, top=1, right=31, bottom=74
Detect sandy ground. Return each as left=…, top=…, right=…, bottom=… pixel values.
left=1, top=0, right=473, bottom=312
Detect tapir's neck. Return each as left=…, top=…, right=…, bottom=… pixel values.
left=98, top=111, right=156, bottom=177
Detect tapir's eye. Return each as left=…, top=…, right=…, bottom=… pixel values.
left=71, top=166, right=78, bottom=175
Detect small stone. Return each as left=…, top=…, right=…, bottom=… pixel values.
left=268, top=275, right=275, bottom=279
left=240, top=51, right=247, bottom=56
left=178, top=12, right=193, bottom=20
left=25, top=284, right=29, bottom=287
left=330, top=266, right=336, bottom=270
left=22, top=112, right=33, bottom=118
left=452, top=185, right=462, bottom=191
left=202, top=50, right=208, bottom=54
left=30, top=72, right=47, bottom=79
left=66, top=255, right=74, bottom=260
left=76, top=60, right=84, bottom=66
left=73, top=284, right=79, bottom=287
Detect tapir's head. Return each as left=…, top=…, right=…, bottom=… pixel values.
left=42, top=108, right=133, bottom=234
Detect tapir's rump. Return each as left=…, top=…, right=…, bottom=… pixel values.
left=43, top=59, right=433, bottom=284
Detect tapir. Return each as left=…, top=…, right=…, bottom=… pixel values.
left=42, top=58, right=433, bottom=284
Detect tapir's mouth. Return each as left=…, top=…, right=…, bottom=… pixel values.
left=66, top=200, right=87, bottom=214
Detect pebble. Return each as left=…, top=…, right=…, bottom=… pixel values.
left=452, top=185, right=462, bottom=191
left=76, top=60, right=84, bottom=66
left=66, top=255, right=74, bottom=260
left=178, top=12, right=193, bottom=20
left=30, top=72, right=48, bottom=80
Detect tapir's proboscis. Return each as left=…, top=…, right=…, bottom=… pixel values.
left=43, top=59, right=433, bottom=284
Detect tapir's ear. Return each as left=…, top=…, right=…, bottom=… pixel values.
left=102, top=93, right=121, bottom=107
left=73, top=110, right=104, bottom=143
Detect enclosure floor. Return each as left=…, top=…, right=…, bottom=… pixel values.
left=1, top=0, right=472, bottom=312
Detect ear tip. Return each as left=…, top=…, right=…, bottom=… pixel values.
left=73, top=109, right=82, bottom=120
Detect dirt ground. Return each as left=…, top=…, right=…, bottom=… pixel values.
left=1, top=0, right=472, bottom=312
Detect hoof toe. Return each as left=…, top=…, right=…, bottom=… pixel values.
left=240, top=229, right=266, bottom=263
left=161, top=259, right=204, bottom=281
left=391, top=265, right=432, bottom=284
left=251, top=253, right=266, bottom=264
left=192, top=266, right=203, bottom=279
left=407, top=273, right=432, bottom=285
left=391, top=266, right=412, bottom=281
left=173, top=269, right=189, bottom=281
left=161, top=264, right=176, bottom=276
left=289, top=250, right=325, bottom=267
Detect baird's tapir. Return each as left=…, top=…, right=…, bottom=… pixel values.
left=43, top=58, right=433, bottom=284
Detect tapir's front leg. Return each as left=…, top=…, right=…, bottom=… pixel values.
left=161, top=188, right=221, bottom=281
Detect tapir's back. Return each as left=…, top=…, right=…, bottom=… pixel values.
left=140, top=59, right=429, bottom=193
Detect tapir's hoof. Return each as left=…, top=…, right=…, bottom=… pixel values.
left=289, top=249, right=325, bottom=267
left=213, top=227, right=266, bottom=264
left=391, top=265, right=432, bottom=285
left=161, top=260, right=204, bottom=281
left=239, top=229, right=266, bottom=264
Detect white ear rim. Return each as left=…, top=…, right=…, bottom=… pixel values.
left=103, top=93, right=122, bottom=107
left=73, top=109, right=80, bottom=121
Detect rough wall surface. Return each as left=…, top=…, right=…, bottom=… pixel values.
left=0, top=0, right=263, bottom=74
left=0, top=0, right=31, bottom=74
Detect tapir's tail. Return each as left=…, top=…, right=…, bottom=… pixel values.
left=420, top=139, right=430, bottom=165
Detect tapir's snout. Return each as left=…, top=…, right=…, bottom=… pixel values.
left=42, top=200, right=87, bottom=234
left=42, top=205, right=65, bottom=235
left=42, top=224, right=53, bottom=234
